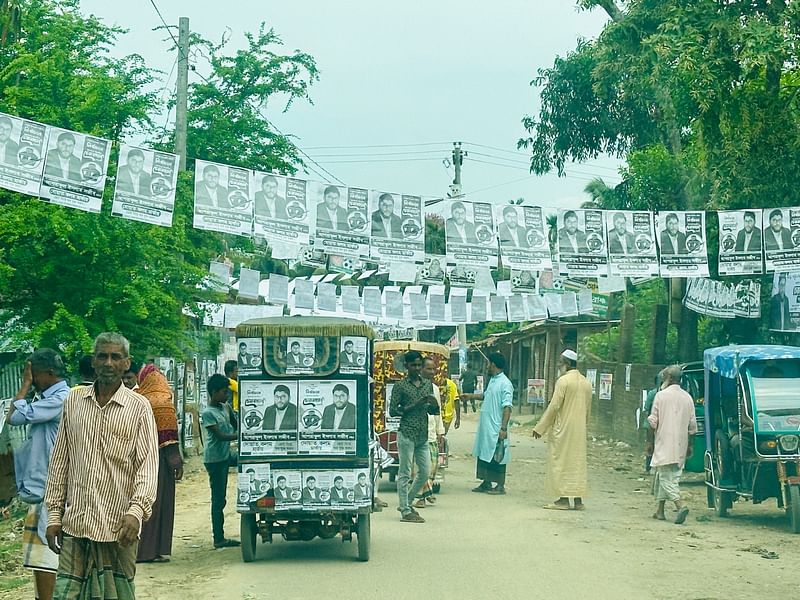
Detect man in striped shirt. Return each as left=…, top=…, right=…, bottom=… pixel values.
left=44, top=332, right=159, bottom=600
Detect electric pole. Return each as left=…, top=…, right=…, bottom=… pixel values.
left=175, top=16, right=190, bottom=171
left=450, top=142, right=468, bottom=373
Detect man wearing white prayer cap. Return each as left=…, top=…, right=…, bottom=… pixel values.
left=532, top=348, right=592, bottom=510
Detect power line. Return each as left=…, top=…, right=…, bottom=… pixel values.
left=314, top=157, right=441, bottom=164
left=303, top=141, right=451, bottom=150
left=306, top=149, right=445, bottom=158
left=147, top=0, right=180, bottom=49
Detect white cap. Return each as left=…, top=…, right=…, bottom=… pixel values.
left=561, top=349, right=578, bottom=362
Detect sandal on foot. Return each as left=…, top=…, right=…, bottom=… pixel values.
left=652, top=513, right=666, bottom=521
left=674, top=507, right=689, bottom=525
left=401, top=512, right=425, bottom=523
left=412, top=499, right=427, bottom=509
left=486, top=487, right=506, bottom=495
left=472, top=485, right=491, bottom=493
left=425, top=496, right=437, bottom=504
left=542, top=503, right=571, bottom=510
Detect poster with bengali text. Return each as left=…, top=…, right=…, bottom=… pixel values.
left=370, top=191, right=425, bottom=263
left=313, top=182, right=370, bottom=257
left=111, top=145, right=179, bottom=227
left=762, top=207, right=800, bottom=273
left=252, top=171, right=310, bottom=247
left=605, top=210, right=659, bottom=277
left=445, top=200, right=498, bottom=268
left=496, top=205, right=551, bottom=271
left=193, top=159, right=253, bottom=236
left=717, top=209, right=763, bottom=275
left=0, top=112, right=48, bottom=196
left=239, top=380, right=298, bottom=457
left=656, top=211, right=709, bottom=277
left=557, top=209, right=608, bottom=277
left=298, top=380, right=357, bottom=455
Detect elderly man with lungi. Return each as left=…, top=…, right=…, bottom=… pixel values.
left=648, top=365, right=697, bottom=524
left=532, top=349, right=592, bottom=510
left=464, top=352, right=513, bottom=495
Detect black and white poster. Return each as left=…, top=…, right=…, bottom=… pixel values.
left=605, top=211, right=659, bottom=277
left=236, top=338, right=263, bottom=375
left=300, top=471, right=333, bottom=510
left=684, top=278, right=761, bottom=320
left=272, top=470, right=302, bottom=510
left=445, top=200, right=498, bottom=268
left=0, top=112, right=48, bottom=196
left=762, top=208, right=800, bottom=273
left=251, top=171, right=311, bottom=247
left=286, top=337, right=315, bottom=374
left=511, top=270, right=538, bottom=294
left=111, top=144, right=179, bottom=227
left=193, top=159, right=253, bottom=236
left=656, top=211, right=709, bottom=277
left=40, top=127, right=111, bottom=213
left=557, top=209, right=608, bottom=277
left=239, top=380, right=298, bottom=457
left=447, top=265, right=478, bottom=289
left=416, top=255, right=446, bottom=285
left=313, top=182, right=370, bottom=258
left=495, top=205, right=551, bottom=271
left=340, top=336, right=368, bottom=374
left=718, top=210, right=763, bottom=275
left=298, top=380, right=357, bottom=455
left=326, top=471, right=357, bottom=509
left=352, top=469, right=372, bottom=507
left=369, top=191, right=425, bottom=263
left=768, top=272, right=800, bottom=332
left=237, top=464, right=271, bottom=510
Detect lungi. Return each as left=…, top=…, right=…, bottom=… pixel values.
left=22, top=503, right=59, bottom=573
left=54, top=535, right=137, bottom=600
left=476, top=458, right=506, bottom=486
left=652, top=463, right=682, bottom=502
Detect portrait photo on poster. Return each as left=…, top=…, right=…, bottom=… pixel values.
left=445, top=200, right=498, bottom=268
left=112, top=144, right=179, bottom=227
left=605, top=210, right=659, bottom=278
left=298, top=380, right=357, bottom=455
left=286, top=337, right=316, bottom=373
left=495, top=205, right=552, bottom=271
left=272, top=470, right=303, bottom=510
left=237, top=464, right=271, bottom=509
left=717, top=209, right=763, bottom=275
left=252, top=172, right=310, bottom=248
left=193, top=160, right=253, bottom=237
left=369, top=191, right=425, bottom=263
left=0, top=112, right=49, bottom=196
left=340, top=336, right=368, bottom=373
left=557, top=208, right=608, bottom=277
left=240, top=380, right=298, bottom=457
left=236, top=338, right=263, bottom=375
left=763, top=207, right=800, bottom=272
left=656, top=210, right=709, bottom=277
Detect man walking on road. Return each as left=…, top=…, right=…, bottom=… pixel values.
left=460, top=364, right=477, bottom=413
left=532, top=349, right=591, bottom=510
left=648, top=365, right=697, bottom=524
left=45, top=332, right=159, bottom=599
left=389, top=350, right=438, bottom=523
left=463, top=353, right=513, bottom=495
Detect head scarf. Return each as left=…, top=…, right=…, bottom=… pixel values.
left=137, top=367, right=179, bottom=448
left=138, top=363, right=160, bottom=384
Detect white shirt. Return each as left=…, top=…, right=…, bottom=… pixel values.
left=333, top=407, right=345, bottom=429
left=204, top=184, right=219, bottom=207
left=616, top=232, right=629, bottom=254
left=454, top=222, right=467, bottom=242
left=743, top=230, right=753, bottom=249
left=263, top=195, right=276, bottom=217
left=668, top=234, right=679, bottom=253
left=379, top=214, right=394, bottom=237
left=565, top=232, right=578, bottom=252
left=325, top=206, right=339, bottom=228
left=274, top=406, right=287, bottom=430
left=129, top=171, right=141, bottom=195
left=506, top=226, right=520, bottom=246
left=58, top=154, right=72, bottom=178
left=771, top=229, right=784, bottom=250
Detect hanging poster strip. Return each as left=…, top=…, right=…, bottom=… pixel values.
left=0, top=112, right=48, bottom=196
left=445, top=200, right=498, bottom=268
left=718, top=209, right=763, bottom=275
left=557, top=209, right=608, bottom=277
left=112, top=145, right=179, bottom=227
left=193, top=159, right=253, bottom=236
left=40, top=127, right=111, bottom=213
left=313, top=182, right=370, bottom=258
left=496, top=205, right=551, bottom=271
left=656, top=211, right=709, bottom=277
left=762, top=208, right=800, bottom=273
left=605, top=210, right=659, bottom=277
left=252, top=171, right=310, bottom=248
left=370, top=191, right=425, bottom=263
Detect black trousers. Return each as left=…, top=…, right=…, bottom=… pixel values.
left=204, top=460, right=229, bottom=543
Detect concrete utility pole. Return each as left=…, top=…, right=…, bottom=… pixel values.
left=175, top=16, right=190, bottom=171
left=451, top=142, right=469, bottom=374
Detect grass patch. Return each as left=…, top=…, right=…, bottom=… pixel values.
left=0, top=501, right=28, bottom=594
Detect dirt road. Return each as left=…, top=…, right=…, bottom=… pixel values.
left=7, top=413, right=800, bottom=599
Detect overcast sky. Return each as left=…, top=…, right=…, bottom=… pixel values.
left=81, top=0, right=620, bottom=208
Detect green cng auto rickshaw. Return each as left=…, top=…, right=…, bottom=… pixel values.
left=679, top=362, right=706, bottom=473
left=234, top=317, right=376, bottom=561
left=704, top=345, right=800, bottom=533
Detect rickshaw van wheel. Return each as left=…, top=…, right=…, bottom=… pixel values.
left=714, top=489, right=732, bottom=518
left=356, top=514, right=371, bottom=562
left=787, top=485, right=800, bottom=534
left=241, top=514, right=258, bottom=562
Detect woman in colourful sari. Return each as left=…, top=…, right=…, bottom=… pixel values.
left=136, top=364, right=184, bottom=563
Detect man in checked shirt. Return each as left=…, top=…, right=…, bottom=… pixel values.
left=45, top=332, right=158, bottom=600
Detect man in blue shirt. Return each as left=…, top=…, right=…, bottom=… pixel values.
left=9, top=349, right=68, bottom=600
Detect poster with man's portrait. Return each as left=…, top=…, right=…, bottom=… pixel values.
left=768, top=271, right=800, bottom=332
left=352, top=468, right=372, bottom=507
left=369, top=191, right=425, bottom=263
left=236, top=338, right=263, bottom=375
left=237, top=463, right=271, bottom=510
left=193, top=159, right=252, bottom=236
left=447, top=265, right=478, bottom=289
left=286, top=337, right=315, bottom=374
left=445, top=200, right=498, bottom=268
left=40, top=126, right=111, bottom=213
left=251, top=171, right=310, bottom=247
left=298, top=380, right=357, bottom=455
left=416, top=255, right=446, bottom=285
left=326, top=471, right=357, bottom=509
left=557, top=209, right=608, bottom=277
left=762, top=207, right=800, bottom=272
left=0, top=112, right=49, bottom=196
left=495, top=205, right=551, bottom=271
left=312, top=182, right=370, bottom=258
left=272, top=470, right=302, bottom=510
left=511, top=270, right=538, bottom=294
left=340, top=336, right=368, bottom=374
left=239, top=380, right=298, bottom=457
left=717, top=210, right=763, bottom=275
left=111, top=144, right=179, bottom=227
left=656, top=211, right=709, bottom=277
left=605, top=210, right=659, bottom=277
left=300, top=471, right=333, bottom=510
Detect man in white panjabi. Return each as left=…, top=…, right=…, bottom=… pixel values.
left=532, top=349, right=591, bottom=510
left=648, top=365, right=697, bottom=524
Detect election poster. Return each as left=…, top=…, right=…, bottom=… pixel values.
left=417, top=255, right=446, bottom=285
left=272, top=470, right=302, bottom=510
left=286, top=337, right=315, bottom=374
left=598, top=373, right=613, bottom=401
left=313, top=182, right=370, bottom=258
left=298, top=380, right=357, bottom=455
left=236, top=338, right=263, bottom=375
left=369, top=191, right=425, bottom=263
left=656, top=211, right=709, bottom=277
left=683, top=278, right=761, bottom=320
left=384, top=382, right=399, bottom=431
left=40, top=127, right=111, bottom=213
left=326, top=471, right=357, bottom=510
left=239, top=380, right=298, bottom=457
left=768, top=272, right=800, bottom=332
left=445, top=200, right=498, bottom=268
left=111, top=145, right=179, bottom=227
left=511, top=270, right=538, bottom=294
left=762, top=208, right=800, bottom=272
left=495, top=205, right=551, bottom=271
left=193, top=159, right=253, bottom=236
left=447, top=265, right=478, bottom=289
left=353, top=469, right=372, bottom=507
left=251, top=171, right=311, bottom=247
left=527, top=379, right=545, bottom=405
left=300, top=471, right=333, bottom=510
left=605, top=210, right=659, bottom=277
left=0, top=112, right=48, bottom=196
left=586, top=368, right=597, bottom=396
left=717, top=210, right=763, bottom=275
left=237, top=464, right=271, bottom=510
left=340, top=336, right=368, bottom=374
left=557, top=209, right=608, bottom=277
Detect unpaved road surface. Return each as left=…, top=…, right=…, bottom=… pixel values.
left=7, top=413, right=800, bottom=599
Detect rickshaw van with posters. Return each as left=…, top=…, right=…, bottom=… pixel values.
left=234, top=317, right=375, bottom=562
left=372, top=341, right=451, bottom=492
left=704, top=345, right=800, bottom=532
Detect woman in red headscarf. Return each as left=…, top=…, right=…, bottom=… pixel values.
left=136, top=364, right=184, bottom=562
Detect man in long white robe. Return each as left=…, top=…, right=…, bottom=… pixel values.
left=532, top=349, right=592, bottom=510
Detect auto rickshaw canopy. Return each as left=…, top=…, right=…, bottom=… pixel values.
left=703, top=345, right=800, bottom=379
left=236, top=316, right=376, bottom=340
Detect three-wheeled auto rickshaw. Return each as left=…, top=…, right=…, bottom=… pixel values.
left=679, top=362, right=706, bottom=473
left=704, top=345, right=800, bottom=532
left=372, top=341, right=450, bottom=492
left=234, top=317, right=376, bottom=561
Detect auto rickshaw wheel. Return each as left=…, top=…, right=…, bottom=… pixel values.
left=356, top=514, right=370, bottom=562
left=787, top=484, right=800, bottom=534
left=240, top=514, right=258, bottom=562
left=713, top=488, right=733, bottom=518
